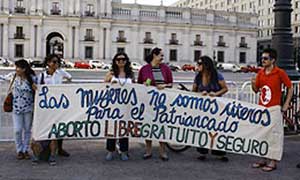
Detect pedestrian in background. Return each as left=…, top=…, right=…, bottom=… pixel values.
left=104, top=52, right=135, bottom=161
left=137, top=47, right=173, bottom=161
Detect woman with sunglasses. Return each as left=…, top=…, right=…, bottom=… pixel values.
left=137, top=47, right=173, bottom=161
left=104, top=52, right=135, bottom=161
left=31, top=54, right=72, bottom=166
left=10, top=59, right=37, bottom=160
left=192, top=55, right=229, bottom=162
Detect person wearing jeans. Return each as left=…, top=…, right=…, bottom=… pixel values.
left=11, top=59, right=36, bottom=160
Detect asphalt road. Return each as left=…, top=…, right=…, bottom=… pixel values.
left=0, top=137, right=300, bottom=180
left=0, top=68, right=254, bottom=83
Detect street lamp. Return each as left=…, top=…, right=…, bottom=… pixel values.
left=272, top=0, right=300, bottom=80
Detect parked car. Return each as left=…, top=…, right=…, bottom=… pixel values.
left=102, top=63, right=112, bottom=70
left=0, top=57, right=13, bottom=67
left=239, top=65, right=262, bottom=73
left=217, top=63, right=240, bottom=72
left=182, top=64, right=195, bottom=71
left=89, top=60, right=103, bottom=69
left=24, top=58, right=34, bottom=64
left=166, top=63, right=181, bottom=72
left=131, top=62, right=142, bottom=71
left=61, top=59, right=74, bottom=68
left=30, top=60, right=44, bottom=68
left=74, top=61, right=91, bottom=69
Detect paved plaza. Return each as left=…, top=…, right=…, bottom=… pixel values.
left=0, top=137, right=300, bottom=180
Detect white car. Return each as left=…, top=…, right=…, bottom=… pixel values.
left=61, top=59, right=74, bottom=68
left=217, top=63, right=240, bottom=72
left=102, top=63, right=112, bottom=70
left=89, top=60, right=103, bottom=69
left=131, top=62, right=142, bottom=71
left=0, top=57, right=13, bottom=67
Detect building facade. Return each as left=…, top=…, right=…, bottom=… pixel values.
left=173, top=0, right=300, bottom=64
left=0, top=0, right=257, bottom=65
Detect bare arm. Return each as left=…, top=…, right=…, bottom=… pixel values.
left=104, top=72, right=113, bottom=83
left=192, top=83, right=198, bottom=92
left=282, top=86, right=293, bottom=112
left=251, top=76, right=258, bottom=93
left=209, top=80, right=228, bottom=97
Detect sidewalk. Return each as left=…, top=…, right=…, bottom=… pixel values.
left=0, top=137, right=300, bottom=180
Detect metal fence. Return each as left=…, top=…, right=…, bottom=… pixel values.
left=1, top=80, right=300, bottom=141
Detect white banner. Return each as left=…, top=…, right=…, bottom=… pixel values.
left=32, top=83, right=283, bottom=160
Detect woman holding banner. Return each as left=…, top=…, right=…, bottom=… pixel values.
left=10, top=59, right=36, bottom=160
left=31, top=54, right=72, bottom=166
left=104, top=52, right=135, bottom=161
left=137, top=47, right=173, bottom=161
left=192, top=55, right=229, bottom=162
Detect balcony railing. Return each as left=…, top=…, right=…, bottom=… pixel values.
left=169, top=39, right=179, bottom=45
left=51, top=9, right=61, bottom=15
left=194, top=40, right=203, bottom=46
left=143, top=38, right=153, bottom=44
left=217, top=41, right=226, bottom=47
left=116, top=37, right=127, bottom=43
left=84, top=36, right=95, bottom=41
left=85, top=11, right=95, bottom=17
left=14, top=33, right=25, bottom=39
left=239, top=43, right=248, bottom=48
left=14, top=7, right=25, bottom=13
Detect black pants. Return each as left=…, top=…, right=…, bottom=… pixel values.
left=106, top=138, right=129, bottom=152
left=57, top=139, right=63, bottom=151
left=197, top=148, right=226, bottom=156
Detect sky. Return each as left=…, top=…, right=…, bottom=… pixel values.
left=121, top=0, right=178, bottom=6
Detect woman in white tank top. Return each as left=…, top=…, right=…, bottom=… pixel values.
left=104, top=52, right=135, bottom=161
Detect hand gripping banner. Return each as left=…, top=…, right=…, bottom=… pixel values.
left=32, top=83, right=283, bottom=160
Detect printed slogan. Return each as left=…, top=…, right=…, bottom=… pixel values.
left=32, top=83, right=283, bottom=160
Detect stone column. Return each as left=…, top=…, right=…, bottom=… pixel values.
left=105, top=26, right=111, bottom=61
left=2, top=23, right=8, bottom=58
left=3, top=0, right=9, bottom=14
left=36, top=24, right=42, bottom=59
left=30, top=0, right=36, bottom=14
left=75, top=0, right=80, bottom=16
left=74, top=26, right=80, bottom=59
left=182, top=28, right=190, bottom=62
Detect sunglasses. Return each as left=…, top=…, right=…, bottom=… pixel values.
left=51, top=60, right=59, bottom=64
left=261, top=56, right=271, bottom=61
left=197, top=62, right=203, bottom=66
left=116, top=58, right=126, bottom=62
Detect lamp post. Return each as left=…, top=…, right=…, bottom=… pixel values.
left=272, top=0, right=300, bottom=80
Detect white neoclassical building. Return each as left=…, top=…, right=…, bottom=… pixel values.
left=173, top=0, right=300, bottom=64
left=0, top=0, right=257, bottom=65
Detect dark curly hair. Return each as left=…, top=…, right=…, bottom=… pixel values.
left=111, top=52, right=134, bottom=79
left=195, top=56, right=218, bottom=85
left=44, top=54, right=61, bottom=67
left=15, top=59, right=35, bottom=86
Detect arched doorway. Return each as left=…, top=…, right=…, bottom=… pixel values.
left=46, top=32, right=64, bottom=57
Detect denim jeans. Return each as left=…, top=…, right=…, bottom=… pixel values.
left=13, top=111, right=33, bottom=153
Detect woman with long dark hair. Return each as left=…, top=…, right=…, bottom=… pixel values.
left=192, top=55, right=228, bottom=161
left=11, top=59, right=36, bottom=160
left=137, top=47, right=173, bottom=161
left=104, top=52, right=134, bottom=161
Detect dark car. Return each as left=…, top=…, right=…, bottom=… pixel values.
left=30, top=60, right=44, bottom=68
